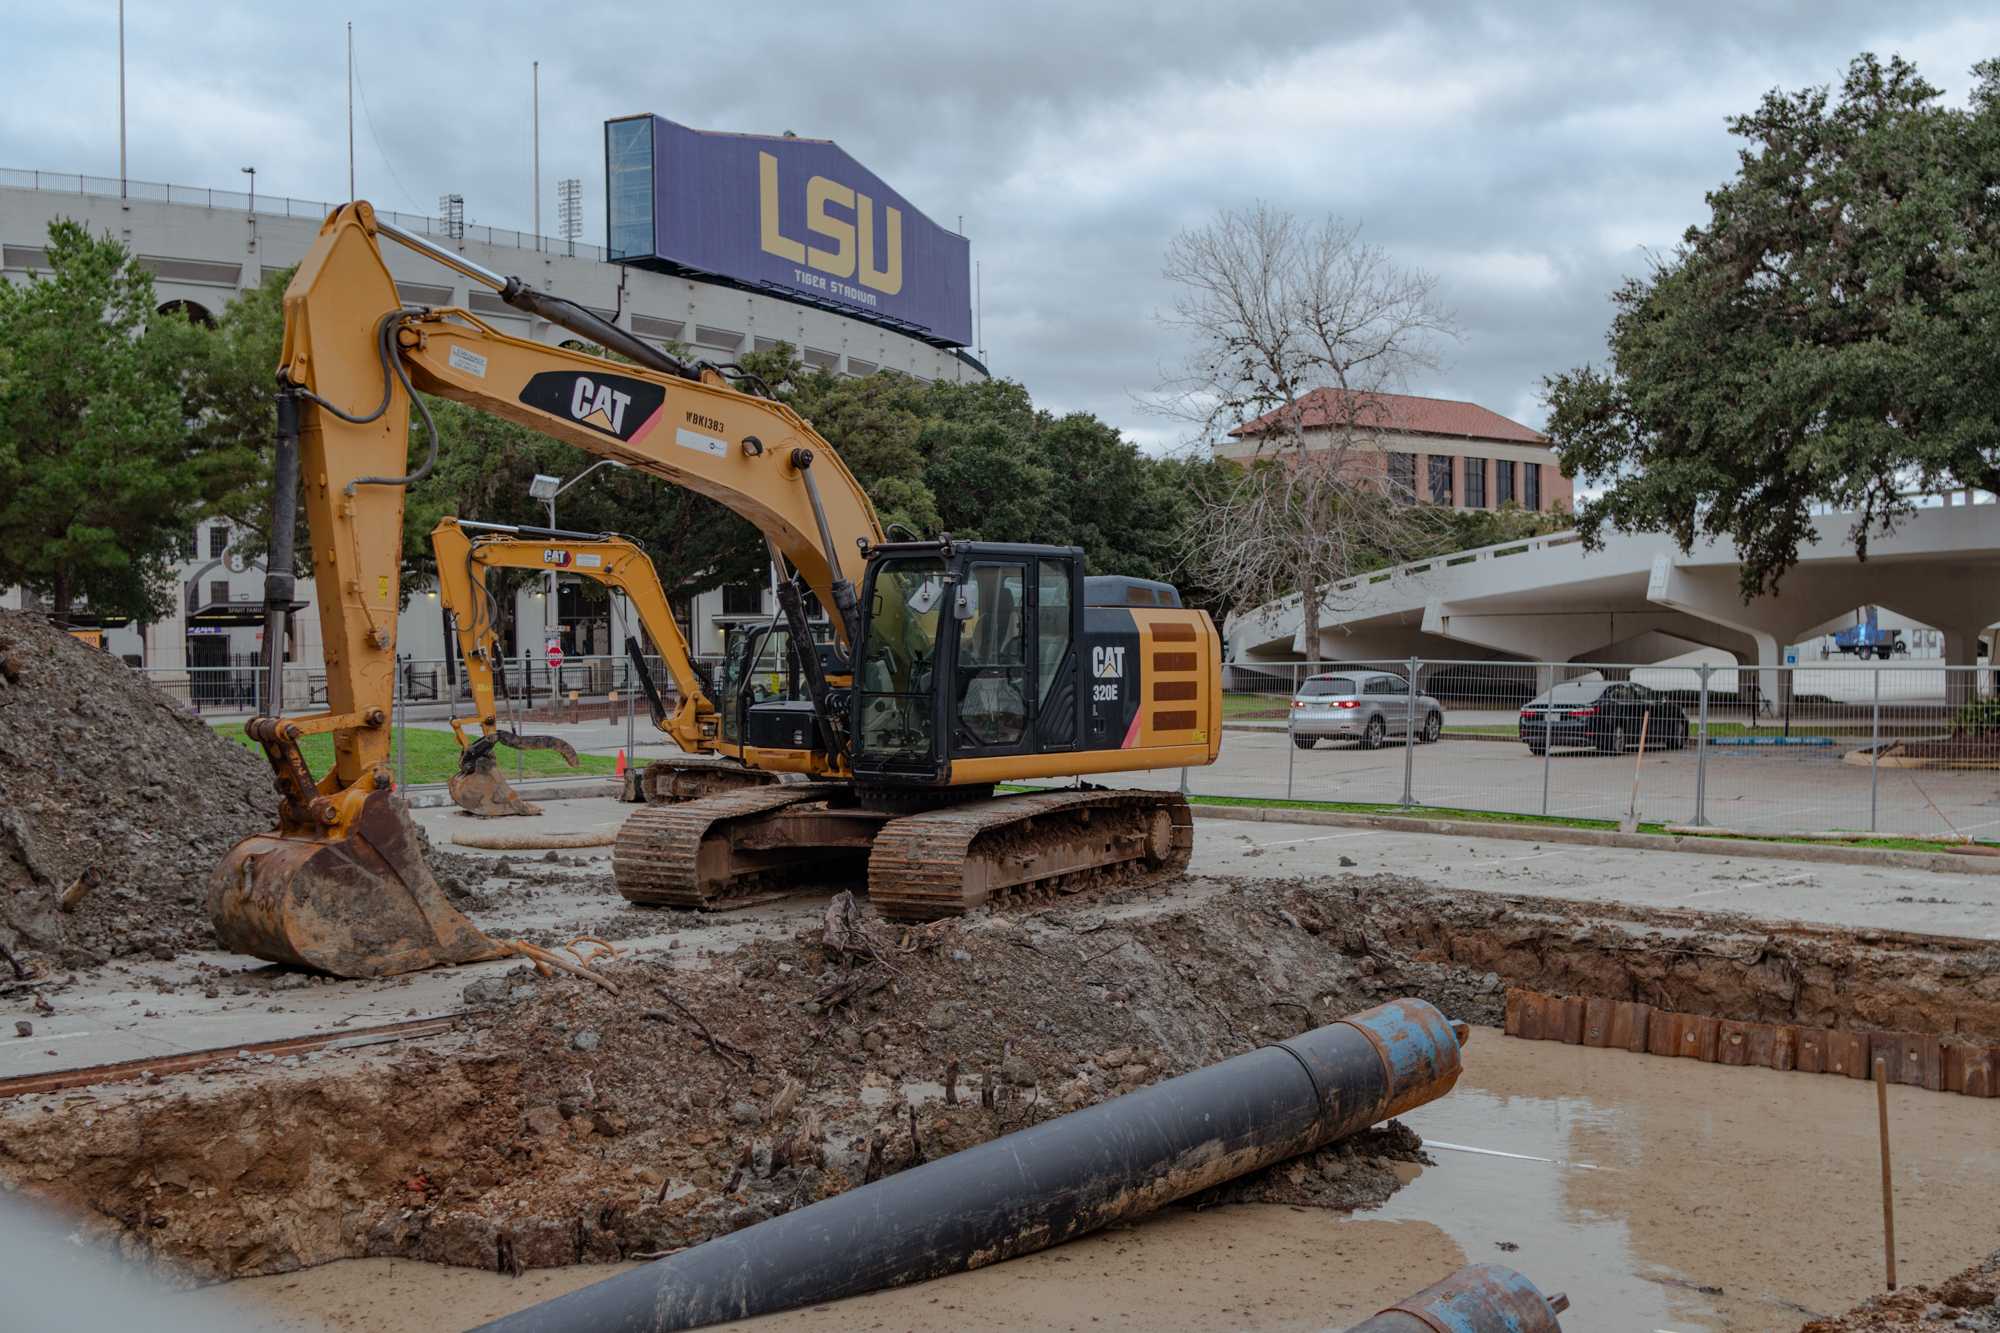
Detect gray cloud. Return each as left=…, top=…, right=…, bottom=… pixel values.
left=6, top=1, right=1996, bottom=444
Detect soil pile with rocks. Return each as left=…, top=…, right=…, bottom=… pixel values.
left=1802, top=1249, right=2000, bottom=1331
left=0, top=610, right=272, bottom=968
left=0, top=875, right=1462, bottom=1281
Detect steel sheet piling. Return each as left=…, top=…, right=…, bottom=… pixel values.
left=476, top=997, right=1464, bottom=1333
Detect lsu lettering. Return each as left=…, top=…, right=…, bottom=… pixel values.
left=758, top=151, right=903, bottom=295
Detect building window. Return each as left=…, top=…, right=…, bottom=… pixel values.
left=209, top=579, right=229, bottom=606
left=208, top=525, right=228, bottom=559
left=1495, top=460, right=1516, bottom=507
left=1427, top=455, right=1453, bottom=506
left=721, top=584, right=763, bottom=616
left=1463, top=458, right=1486, bottom=509
left=605, top=116, right=655, bottom=260
left=1523, top=463, right=1541, bottom=511
left=1386, top=451, right=1415, bottom=498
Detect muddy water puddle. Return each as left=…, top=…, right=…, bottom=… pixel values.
left=210, top=1030, right=1998, bottom=1332
left=1376, top=1031, right=2000, bottom=1331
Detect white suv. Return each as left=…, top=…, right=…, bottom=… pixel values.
left=1289, top=670, right=1443, bottom=750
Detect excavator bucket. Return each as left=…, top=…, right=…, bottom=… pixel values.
left=447, top=731, right=580, bottom=818
left=208, top=790, right=504, bottom=978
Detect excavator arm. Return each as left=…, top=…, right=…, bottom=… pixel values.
left=213, top=201, right=884, bottom=976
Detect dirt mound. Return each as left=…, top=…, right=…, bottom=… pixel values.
left=0, top=877, right=1451, bottom=1281
left=1802, top=1249, right=2000, bottom=1330
left=0, top=611, right=272, bottom=968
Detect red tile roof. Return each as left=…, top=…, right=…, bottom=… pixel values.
left=1228, top=389, right=1547, bottom=446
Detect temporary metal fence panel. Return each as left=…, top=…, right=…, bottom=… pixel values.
left=125, top=651, right=1999, bottom=838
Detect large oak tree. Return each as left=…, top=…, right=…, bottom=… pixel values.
left=1545, top=54, right=2000, bottom=596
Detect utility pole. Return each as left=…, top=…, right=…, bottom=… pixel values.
left=346, top=22, right=355, bottom=200
left=117, top=0, right=127, bottom=201
left=532, top=61, right=541, bottom=250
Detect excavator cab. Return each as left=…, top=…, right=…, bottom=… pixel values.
left=851, top=542, right=1084, bottom=785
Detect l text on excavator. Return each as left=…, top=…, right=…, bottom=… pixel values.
left=211, top=201, right=1221, bottom=978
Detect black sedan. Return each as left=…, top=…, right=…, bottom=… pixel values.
left=1518, top=680, right=1691, bottom=755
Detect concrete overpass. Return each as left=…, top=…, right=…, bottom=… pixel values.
left=1226, top=496, right=2000, bottom=701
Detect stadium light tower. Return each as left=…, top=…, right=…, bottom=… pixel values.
left=558, top=177, right=582, bottom=257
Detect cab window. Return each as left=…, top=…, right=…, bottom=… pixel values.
left=957, top=562, right=1027, bottom=747
left=857, top=558, right=945, bottom=759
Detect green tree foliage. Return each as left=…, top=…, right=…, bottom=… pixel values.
left=0, top=220, right=218, bottom=619
left=195, top=264, right=296, bottom=564
left=761, top=345, right=1214, bottom=597
left=1428, top=499, right=1573, bottom=556
left=1544, top=54, right=2000, bottom=596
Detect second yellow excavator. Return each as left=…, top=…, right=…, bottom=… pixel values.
left=212, top=201, right=1221, bottom=977
left=428, top=515, right=801, bottom=814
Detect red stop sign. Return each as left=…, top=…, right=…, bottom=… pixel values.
left=545, top=637, right=564, bottom=669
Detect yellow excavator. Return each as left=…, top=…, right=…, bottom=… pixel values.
left=428, top=516, right=797, bottom=814
left=212, top=201, right=1221, bottom=978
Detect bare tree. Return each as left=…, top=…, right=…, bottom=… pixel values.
left=1156, top=204, right=1458, bottom=654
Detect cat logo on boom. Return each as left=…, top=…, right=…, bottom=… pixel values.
left=517, top=371, right=667, bottom=443
left=570, top=378, right=632, bottom=434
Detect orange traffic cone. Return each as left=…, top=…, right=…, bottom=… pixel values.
left=615, top=749, right=627, bottom=776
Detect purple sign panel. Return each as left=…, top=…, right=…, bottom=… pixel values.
left=606, top=116, right=972, bottom=347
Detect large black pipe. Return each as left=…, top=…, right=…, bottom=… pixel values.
left=477, top=997, right=1464, bottom=1333
left=1343, top=1263, right=1569, bottom=1332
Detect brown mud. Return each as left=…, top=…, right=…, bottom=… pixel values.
left=1805, top=1249, right=2000, bottom=1331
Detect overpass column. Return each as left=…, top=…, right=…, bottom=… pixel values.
left=1750, top=632, right=1787, bottom=718
left=1942, top=625, right=1986, bottom=707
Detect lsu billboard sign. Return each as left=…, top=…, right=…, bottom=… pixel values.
left=605, top=115, right=972, bottom=347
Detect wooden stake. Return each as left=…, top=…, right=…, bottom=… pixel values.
left=1621, top=709, right=1653, bottom=831
left=1875, top=1057, right=1897, bottom=1291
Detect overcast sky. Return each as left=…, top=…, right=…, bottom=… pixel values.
left=8, top=2, right=1999, bottom=450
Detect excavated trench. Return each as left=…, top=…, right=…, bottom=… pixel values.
left=1, top=872, right=1994, bottom=1295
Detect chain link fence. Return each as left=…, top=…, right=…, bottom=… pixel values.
left=128, top=650, right=2000, bottom=837
left=1219, top=658, right=2000, bottom=841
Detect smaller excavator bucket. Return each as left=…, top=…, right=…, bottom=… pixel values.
left=208, top=790, right=504, bottom=977
left=447, top=730, right=580, bottom=818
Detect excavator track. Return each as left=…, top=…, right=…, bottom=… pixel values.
left=866, top=788, right=1194, bottom=921
left=612, top=783, right=847, bottom=910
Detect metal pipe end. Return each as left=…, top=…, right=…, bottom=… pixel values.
left=1451, top=1019, right=1471, bottom=1046
left=1549, top=1291, right=1570, bottom=1314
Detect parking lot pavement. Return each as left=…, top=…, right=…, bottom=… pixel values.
left=1102, top=729, right=2000, bottom=842
left=1191, top=814, right=2000, bottom=939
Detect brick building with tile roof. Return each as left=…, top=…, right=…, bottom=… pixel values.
left=1216, top=389, right=1573, bottom=513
